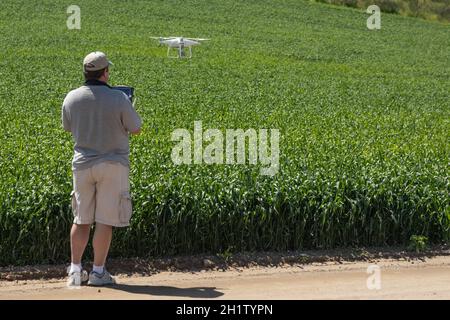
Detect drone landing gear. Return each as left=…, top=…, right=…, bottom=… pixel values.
left=167, top=46, right=192, bottom=59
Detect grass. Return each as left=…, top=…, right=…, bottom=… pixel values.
left=0, top=0, right=449, bottom=266
left=314, top=0, right=450, bottom=22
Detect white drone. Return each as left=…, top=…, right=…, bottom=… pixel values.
left=151, top=36, right=209, bottom=58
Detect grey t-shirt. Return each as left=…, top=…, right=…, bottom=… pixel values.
left=62, top=81, right=142, bottom=171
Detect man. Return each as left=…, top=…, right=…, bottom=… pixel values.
left=62, top=51, right=142, bottom=287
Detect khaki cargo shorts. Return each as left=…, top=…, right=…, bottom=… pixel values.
left=71, top=161, right=132, bottom=227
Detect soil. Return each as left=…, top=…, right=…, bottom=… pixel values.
left=1, top=247, right=449, bottom=299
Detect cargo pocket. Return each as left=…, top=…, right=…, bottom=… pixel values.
left=70, top=190, right=77, bottom=217
left=119, top=191, right=132, bottom=224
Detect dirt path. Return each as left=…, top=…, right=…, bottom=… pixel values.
left=1, top=256, right=449, bottom=300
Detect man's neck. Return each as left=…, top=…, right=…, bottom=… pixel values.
left=85, top=79, right=110, bottom=87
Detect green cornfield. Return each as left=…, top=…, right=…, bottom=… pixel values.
left=0, top=0, right=449, bottom=266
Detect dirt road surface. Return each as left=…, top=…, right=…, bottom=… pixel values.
left=1, top=256, right=449, bottom=300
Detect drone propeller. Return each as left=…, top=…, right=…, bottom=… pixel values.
left=151, top=36, right=176, bottom=43
left=151, top=36, right=172, bottom=47
left=187, top=38, right=210, bottom=41
left=150, top=36, right=177, bottom=39
left=151, top=36, right=209, bottom=41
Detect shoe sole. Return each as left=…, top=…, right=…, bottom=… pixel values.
left=87, top=280, right=116, bottom=286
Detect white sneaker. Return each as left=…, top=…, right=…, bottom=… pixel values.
left=88, top=270, right=116, bottom=286
left=67, top=269, right=89, bottom=288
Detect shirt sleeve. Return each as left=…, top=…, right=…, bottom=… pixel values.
left=121, top=98, right=142, bottom=133
left=62, top=103, right=71, bottom=132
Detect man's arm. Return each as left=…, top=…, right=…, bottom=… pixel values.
left=121, top=99, right=142, bottom=135
left=62, top=103, right=71, bottom=132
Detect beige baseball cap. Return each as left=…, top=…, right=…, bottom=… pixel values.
left=83, top=51, right=113, bottom=71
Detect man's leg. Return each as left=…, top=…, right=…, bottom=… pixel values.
left=92, top=161, right=130, bottom=270
left=70, top=223, right=91, bottom=264
left=88, top=162, right=129, bottom=285
left=68, top=222, right=92, bottom=286
left=93, top=222, right=113, bottom=268
left=70, top=167, right=95, bottom=276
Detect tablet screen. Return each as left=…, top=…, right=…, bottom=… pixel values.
left=112, top=86, right=134, bottom=102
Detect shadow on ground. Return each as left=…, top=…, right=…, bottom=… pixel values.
left=109, top=284, right=224, bottom=298
left=2, top=245, right=449, bottom=281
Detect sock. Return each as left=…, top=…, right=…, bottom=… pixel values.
left=93, top=265, right=104, bottom=274
left=69, top=263, right=82, bottom=274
